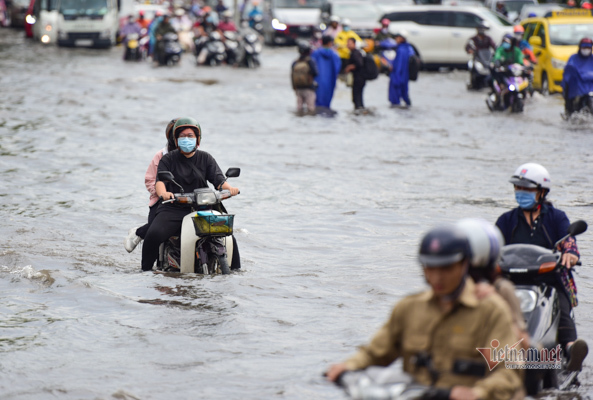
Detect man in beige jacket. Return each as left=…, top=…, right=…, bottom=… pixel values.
left=326, top=226, right=523, bottom=400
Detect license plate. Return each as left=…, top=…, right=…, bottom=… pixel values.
left=75, top=39, right=93, bottom=46
left=298, top=26, right=310, bottom=32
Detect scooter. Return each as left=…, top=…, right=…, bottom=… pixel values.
left=195, top=31, right=226, bottom=66
left=123, top=33, right=142, bottom=61
left=160, top=32, right=182, bottom=66
left=499, top=220, right=588, bottom=395
left=238, top=30, right=262, bottom=69
left=466, top=41, right=492, bottom=90
left=486, top=63, right=529, bottom=113
left=335, top=361, right=450, bottom=400
left=376, top=38, right=397, bottom=76
left=223, top=30, right=240, bottom=65
left=155, top=168, right=241, bottom=274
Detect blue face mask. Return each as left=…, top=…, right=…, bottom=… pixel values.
left=178, top=137, right=197, bottom=153
left=515, top=190, right=537, bottom=209
left=502, top=41, right=511, bottom=50
left=343, top=26, right=350, bottom=32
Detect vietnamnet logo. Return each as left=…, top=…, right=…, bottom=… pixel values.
left=476, top=339, right=562, bottom=370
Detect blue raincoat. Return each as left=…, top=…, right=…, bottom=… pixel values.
left=311, top=47, right=341, bottom=108
left=148, top=16, right=163, bottom=57
left=389, top=42, right=414, bottom=106
left=562, top=53, right=593, bottom=100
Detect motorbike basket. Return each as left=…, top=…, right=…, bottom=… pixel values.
left=192, top=212, right=234, bottom=237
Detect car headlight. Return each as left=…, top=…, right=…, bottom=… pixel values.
left=25, top=14, right=36, bottom=24
left=515, top=289, right=537, bottom=313
left=197, top=192, right=217, bottom=206
left=551, top=57, right=566, bottom=70
left=99, top=29, right=110, bottom=39
left=41, top=34, right=51, bottom=43
left=272, top=18, right=287, bottom=31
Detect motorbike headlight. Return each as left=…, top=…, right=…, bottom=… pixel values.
left=272, top=18, right=287, bottom=31
left=515, top=289, right=537, bottom=313
left=551, top=57, right=566, bottom=70
left=254, top=43, right=262, bottom=53
left=99, top=29, right=110, bottom=39
left=25, top=14, right=36, bottom=24
left=197, top=192, right=217, bottom=206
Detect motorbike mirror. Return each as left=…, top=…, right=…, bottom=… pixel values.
left=528, top=36, right=542, bottom=48
left=225, top=168, right=241, bottom=178
left=158, top=171, right=175, bottom=182
left=568, top=220, right=588, bottom=237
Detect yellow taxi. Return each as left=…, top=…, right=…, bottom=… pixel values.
left=521, top=9, right=593, bottom=95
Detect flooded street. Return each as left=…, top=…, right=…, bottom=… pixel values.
left=1, top=28, right=593, bottom=399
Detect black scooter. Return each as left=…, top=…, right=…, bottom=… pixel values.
left=499, top=219, right=588, bottom=395
left=466, top=41, right=492, bottom=90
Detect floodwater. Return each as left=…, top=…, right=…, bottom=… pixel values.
left=1, top=28, right=593, bottom=399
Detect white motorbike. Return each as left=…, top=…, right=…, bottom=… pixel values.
left=156, top=168, right=240, bottom=274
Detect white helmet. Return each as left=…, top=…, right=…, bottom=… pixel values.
left=509, top=163, right=551, bottom=191
left=456, top=218, right=504, bottom=270
left=329, top=15, right=340, bottom=23
left=342, top=18, right=351, bottom=26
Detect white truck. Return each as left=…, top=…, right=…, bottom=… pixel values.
left=55, top=0, right=120, bottom=47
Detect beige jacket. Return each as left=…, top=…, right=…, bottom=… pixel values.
left=344, top=278, right=523, bottom=400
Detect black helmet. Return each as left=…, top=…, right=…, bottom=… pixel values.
left=418, top=226, right=470, bottom=268
left=297, top=40, right=311, bottom=55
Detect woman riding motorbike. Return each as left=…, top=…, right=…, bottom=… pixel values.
left=140, top=117, right=239, bottom=272
left=495, top=163, right=587, bottom=371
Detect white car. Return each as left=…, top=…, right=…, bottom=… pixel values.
left=382, top=5, right=514, bottom=68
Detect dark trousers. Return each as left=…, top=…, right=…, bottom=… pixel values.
left=557, top=288, right=577, bottom=348
left=141, top=206, right=189, bottom=271
left=136, top=201, right=161, bottom=239
left=352, top=78, right=366, bottom=109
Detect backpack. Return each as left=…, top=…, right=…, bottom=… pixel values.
left=292, top=58, right=313, bottom=89
left=408, top=54, right=421, bottom=81
left=363, top=52, right=379, bottom=81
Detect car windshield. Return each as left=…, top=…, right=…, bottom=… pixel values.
left=482, top=8, right=512, bottom=26
left=59, top=0, right=108, bottom=16
left=501, top=0, right=534, bottom=13
left=275, top=0, right=325, bottom=8
left=549, top=23, right=593, bottom=46
left=332, top=3, right=379, bottom=20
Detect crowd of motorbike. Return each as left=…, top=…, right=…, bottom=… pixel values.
left=465, top=27, right=593, bottom=118
left=121, top=8, right=262, bottom=68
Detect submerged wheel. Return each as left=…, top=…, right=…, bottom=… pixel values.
left=541, top=72, right=550, bottom=96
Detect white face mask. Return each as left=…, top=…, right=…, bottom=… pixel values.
left=580, top=48, right=592, bottom=57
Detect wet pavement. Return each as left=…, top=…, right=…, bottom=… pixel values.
left=1, top=28, right=593, bottom=399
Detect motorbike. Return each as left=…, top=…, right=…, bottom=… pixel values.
left=466, top=41, right=492, bottom=90
left=159, top=32, right=183, bottom=66
left=248, top=14, right=264, bottom=35
left=238, top=30, right=262, bottom=69
left=223, top=30, right=240, bottom=66
left=499, top=219, right=588, bottom=395
left=195, top=31, right=226, bottom=66
left=123, top=33, right=142, bottom=61
left=376, top=38, right=397, bottom=76
left=486, top=63, right=529, bottom=113
left=155, top=168, right=241, bottom=274
left=335, top=362, right=450, bottom=400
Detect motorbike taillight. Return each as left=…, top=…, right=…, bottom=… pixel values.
left=538, top=262, right=556, bottom=274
